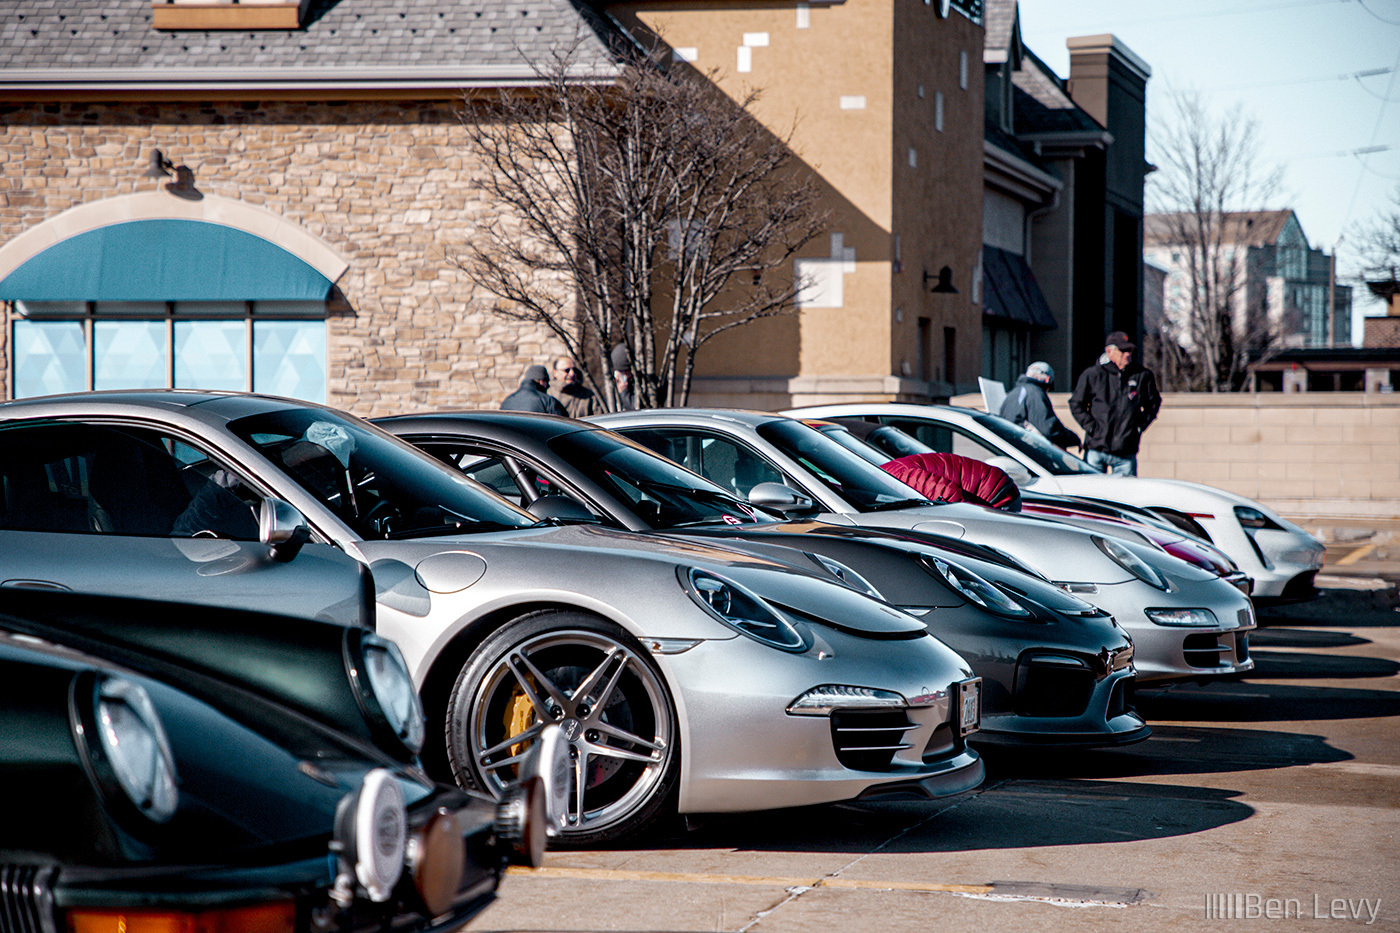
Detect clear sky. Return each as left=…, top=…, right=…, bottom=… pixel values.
left=1017, top=0, right=1400, bottom=341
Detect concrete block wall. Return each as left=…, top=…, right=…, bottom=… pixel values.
left=1051, top=392, right=1400, bottom=520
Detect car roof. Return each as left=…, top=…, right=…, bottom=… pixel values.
left=591, top=408, right=788, bottom=428
left=789, top=402, right=984, bottom=421
left=374, top=409, right=594, bottom=444
left=0, top=389, right=329, bottom=424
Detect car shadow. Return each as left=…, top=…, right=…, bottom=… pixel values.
left=979, top=724, right=1351, bottom=779
left=1134, top=681, right=1400, bottom=722
left=637, top=777, right=1253, bottom=855
left=1250, top=628, right=1371, bottom=650
left=1247, top=649, right=1400, bottom=680
left=1257, top=587, right=1399, bottom=629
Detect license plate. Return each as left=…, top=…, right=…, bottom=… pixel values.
left=958, top=678, right=981, bottom=735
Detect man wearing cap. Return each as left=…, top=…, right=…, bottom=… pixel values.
left=501, top=364, right=569, bottom=416
left=999, top=361, right=1079, bottom=451
left=1069, top=332, right=1161, bottom=476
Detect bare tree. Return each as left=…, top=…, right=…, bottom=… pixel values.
left=1147, top=89, right=1285, bottom=391
left=455, top=39, right=826, bottom=410
left=1353, top=183, right=1400, bottom=308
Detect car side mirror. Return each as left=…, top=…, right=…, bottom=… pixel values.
left=260, top=497, right=311, bottom=562
left=748, top=482, right=817, bottom=517
left=527, top=494, right=601, bottom=524
left=986, top=456, right=1033, bottom=487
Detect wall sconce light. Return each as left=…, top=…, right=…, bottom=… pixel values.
left=142, top=149, right=202, bottom=201
left=924, top=266, right=958, bottom=294
left=143, top=149, right=174, bottom=179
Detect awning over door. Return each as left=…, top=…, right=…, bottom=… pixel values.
left=981, top=245, right=1058, bottom=330
left=0, top=219, right=333, bottom=302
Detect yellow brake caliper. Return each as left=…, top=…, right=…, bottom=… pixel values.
left=504, top=684, right=537, bottom=762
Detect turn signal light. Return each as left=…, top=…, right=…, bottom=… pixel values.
left=67, top=902, right=295, bottom=933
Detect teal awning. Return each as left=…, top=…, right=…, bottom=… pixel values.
left=0, top=219, right=333, bottom=302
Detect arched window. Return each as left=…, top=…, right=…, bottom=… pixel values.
left=1, top=197, right=347, bottom=402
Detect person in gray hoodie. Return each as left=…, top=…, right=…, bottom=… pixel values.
left=999, top=361, right=1080, bottom=451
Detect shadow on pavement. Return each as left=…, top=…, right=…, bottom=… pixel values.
left=1135, top=681, right=1400, bottom=722
left=1250, top=628, right=1371, bottom=649
left=1258, top=586, right=1400, bottom=629
left=644, top=778, right=1253, bottom=854
left=1247, top=649, right=1400, bottom=679
left=979, top=724, right=1350, bottom=779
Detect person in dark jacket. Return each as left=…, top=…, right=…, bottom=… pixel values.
left=501, top=364, right=568, bottom=415
left=1069, top=332, right=1161, bottom=476
left=999, top=361, right=1079, bottom=451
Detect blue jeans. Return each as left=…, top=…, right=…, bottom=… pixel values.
left=1087, top=449, right=1137, bottom=476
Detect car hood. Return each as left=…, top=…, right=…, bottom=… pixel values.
left=360, top=523, right=929, bottom=638
left=836, top=502, right=1218, bottom=586
left=0, top=629, right=432, bottom=866
left=1046, top=476, right=1318, bottom=538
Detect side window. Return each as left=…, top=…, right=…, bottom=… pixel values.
left=623, top=429, right=783, bottom=498
left=426, top=445, right=564, bottom=506
left=0, top=423, right=259, bottom=540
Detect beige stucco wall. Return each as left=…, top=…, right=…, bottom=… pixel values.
left=0, top=100, right=564, bottom=417
left=959, top=391, right=1400, bottom=520
left=606, top=0, right=984, bottom=399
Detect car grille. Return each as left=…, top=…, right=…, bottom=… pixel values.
left=1183, top=631, right=1250, bottom=669
left=1013, top=655, right=1094, bottom=718
left=0, top=865, right=57, bottom=933
left=1281, top=570, right=1319, bottom=600
left=830, top=709, right=916, bottom=771
left=1106, top=677, right=1130, bottom=721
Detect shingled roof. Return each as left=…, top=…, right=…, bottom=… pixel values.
left=1145, top=210, right=1300, bottom=249
left=1, top=0, right=626, bottom=94
left=1011, top=48, right=1105, bottom=137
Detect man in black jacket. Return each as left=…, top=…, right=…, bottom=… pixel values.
left=501, top=364, right=568, bottom=415
left=999, top=361, right=1079, bottom=451
left=1069, top=332, right=1161, bottom=476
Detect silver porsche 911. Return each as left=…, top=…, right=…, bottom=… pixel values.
left=594, top=408, right=1257, bottom=686
left=0, top=392, right=983, bottom=844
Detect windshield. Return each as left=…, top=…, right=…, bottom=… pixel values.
left=550, top=430, right=768, bottom=528
left=756, top=419, right=935, bottom=511
left=810, top=424, right=895, bottom=467
left=973, top=413, right=1101, bottom=475
left=229, top=409, right=538, bottom=540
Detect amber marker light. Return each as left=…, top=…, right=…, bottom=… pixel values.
left=66, top=902, right=296, bottom=933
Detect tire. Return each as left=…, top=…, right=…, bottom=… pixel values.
left=445, top=610, right=679, bottom=845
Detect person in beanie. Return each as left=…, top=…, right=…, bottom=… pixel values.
left=1069, top=331, right=1161, bottom=476
left=999, top=361, right=1079, bottom=451
left=610, top=343, right=636, bottom=412
left=501, top=364, right=568, bottom=415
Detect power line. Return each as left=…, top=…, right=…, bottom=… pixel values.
left=1048, top=0, right=1352, bottom=30
left=1357, top=0, right=1400, bottom=24
left=1341, top=43, right=1400, bottom=229
left=1205, top=65, right=1396, bottom=92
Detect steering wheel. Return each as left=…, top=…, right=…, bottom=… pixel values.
left=363, top=498, right=401, bottom=537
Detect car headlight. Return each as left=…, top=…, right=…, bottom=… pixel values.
left=1093, top=535, right=1171, bottom=591
left=808, top=553, right=886, bottom=601
left=920, top=556, right=1033, bottom=618
left=682, top=568, right=809, bottom=652
left=1234, top=506, right=1280, bottom=530
left=1146, top=608, right=1219, bottom=627
left=347, top=630, right=426, bottom=757
left=89, top=676, right=180, bottom=824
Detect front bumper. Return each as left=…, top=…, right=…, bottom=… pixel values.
left=1064, top=578, right=1257, bottom=684
left=1204, top=522, right=1325, bottom=600
left=651, top=627, right=984, bottom=813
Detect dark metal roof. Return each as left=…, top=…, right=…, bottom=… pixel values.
left=1, top=0, right=625, bottom=92
left=1010, top=48, right=1105, bottom=137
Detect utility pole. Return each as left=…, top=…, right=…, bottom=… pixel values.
left=1328, top=234, right=1342, bottom=347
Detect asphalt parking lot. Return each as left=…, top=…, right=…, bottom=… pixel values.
left=470, top=546, right=1400, bottom=932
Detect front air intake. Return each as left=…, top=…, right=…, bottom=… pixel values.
left=0, top=865, right=57, bottom=933
left=830, top=709, right=916, bottom=771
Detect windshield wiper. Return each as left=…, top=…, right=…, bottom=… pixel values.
left=865, top=497, right=937, bottom=512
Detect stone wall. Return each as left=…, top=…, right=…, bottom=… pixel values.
left=0, top=100, right=566, bottom=416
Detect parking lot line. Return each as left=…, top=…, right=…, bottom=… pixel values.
left=506, top=865, right=994, bottom=895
